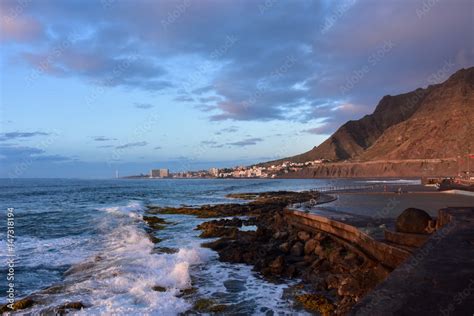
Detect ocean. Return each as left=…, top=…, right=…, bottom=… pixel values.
left=0, top=178, right=470, bottom=315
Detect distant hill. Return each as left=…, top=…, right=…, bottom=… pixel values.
left=270, top=67, right=474, bottom=165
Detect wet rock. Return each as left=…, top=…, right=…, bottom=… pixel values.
left=55, top=301, right=85, bottom=315
left=153, top=246, right=179, bottom=254
left=295, top=294, right=335, bottom=315
left=40, top=285, right=65, bottom=294
left=193, top=298, right=214, bottom=311
left=147, top=233, right=162, bottom=244
left=177, top=287, right=197, bottom=298
left=290, top=242, right=304, bottom=257
left=304, top=239, right=318, bottom=255
left=201, top=238, right=231, bottom=251
left=0, top=298, right=35, bottom=312
left=143, top=216, right=168, bottom=230
left=297, top=231, right=311, bottom=242
left=199, top=226, right=238, bottom=238
left=192, top=298, right=228, bottom=313
left=62, top=302, right=85, bottom=309
left=209, top=304, right=228, bottom=312
left=197, top=218, right=242, bottom=230
left=396, top=208, right=432, bottom=234
left=152, top=286, right=167, bottom=292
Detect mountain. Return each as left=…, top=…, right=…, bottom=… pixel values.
left=278, top=67, right=474, bottom=164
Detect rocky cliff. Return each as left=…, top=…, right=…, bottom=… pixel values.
left=283, top=67, right=474, bottom=163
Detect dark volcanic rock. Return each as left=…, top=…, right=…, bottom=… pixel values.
left=193, top=190, right=392, bottom=315
left=396, top=208, right=432, bottom=234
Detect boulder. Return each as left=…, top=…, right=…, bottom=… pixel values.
left=314, top=244, right=325, bottom=257
left=396, top=208, right=432, bottom=234
left=297, top=231, right=311, bottom=242
left=304, top=239, right=318, bottom=255
left=290, top=242, right=304, bottom=256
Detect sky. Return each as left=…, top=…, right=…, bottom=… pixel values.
left=0, top=0, right=473, bottom=178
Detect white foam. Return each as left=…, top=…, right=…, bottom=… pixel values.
left=45, top=215, right=210, bottom=315
left=98, top=201, right=145, bottom=219
left=0, top=235, right=93, bottom=268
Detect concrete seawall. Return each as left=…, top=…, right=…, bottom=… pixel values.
left=284, top=210, right=411, bottom=270
left=284, top=207, right=474, bottom=314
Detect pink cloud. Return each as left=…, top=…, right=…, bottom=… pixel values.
left=0, top=15, right=43, bottom=42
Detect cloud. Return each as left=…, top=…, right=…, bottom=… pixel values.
left=174, top=95, right=195, bottom=102
left=92, top=136, right=117, bottom=142
left=0, top=1, right=44, bottom=43
left=199, top=96, right=221, bottom=103
left=0, top=131, right=50, bottom=141
left=227, top=137, right=263, bottom=147
left=154, top=146, right=162, bottom=150
left=134, top=102, right=154, bottom=109
left=115, top=141, right=148, bottom=149
left=215, top=126, right=238, bottom=135
left=301, top=102, right=371, bottom=135
left=201, top=140, right=218, bottom=145
left=192, top=85, right=214, bottom=95
left=0, top=144, right=72, bottom=163
left=4, top=0, right=473, bottom=129
left=22, top=47, right=171, bottom=91
left=200, top=140, right=224, bottom=148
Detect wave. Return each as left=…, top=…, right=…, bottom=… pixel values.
left=23, top=201, right=210, bottom=315
left=0, top=235, right=93, bottom=269
left=97, top=201, right=145, bottom=220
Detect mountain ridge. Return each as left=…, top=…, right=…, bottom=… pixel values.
left=267, top=67, right=473, bottom=166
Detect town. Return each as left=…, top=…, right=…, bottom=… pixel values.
left=123, top=160, right=326, bottom=179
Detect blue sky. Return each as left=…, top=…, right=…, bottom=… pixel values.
left=0, top=0, right=473, bottom=178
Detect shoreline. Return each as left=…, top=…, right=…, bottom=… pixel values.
left=146, top=188, right=474, bottom=314
left=146, top=190, right=398, bottom=314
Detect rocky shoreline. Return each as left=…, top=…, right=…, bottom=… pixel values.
left=1, top=190, right=393, bottom=315
left=149, top=191, right=392, bottom=315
